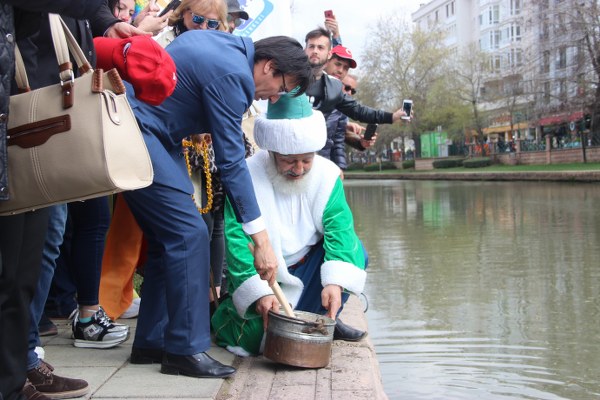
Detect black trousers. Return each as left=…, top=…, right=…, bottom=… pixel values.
left=0, top=209, right=49, bottom=400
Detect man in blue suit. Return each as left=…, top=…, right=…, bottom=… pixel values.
left=122, top=31, right=312, bottom=378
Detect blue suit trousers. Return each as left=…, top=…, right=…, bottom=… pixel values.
left=124, top=182, right=210, bottom=355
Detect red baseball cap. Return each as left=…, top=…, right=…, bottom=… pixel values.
left=93, top=36, right=177, bottom=106
left=331, top=45, right=357, bottom=69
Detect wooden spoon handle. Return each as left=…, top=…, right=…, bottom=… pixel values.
left=271, top=281, right=296, bottom=318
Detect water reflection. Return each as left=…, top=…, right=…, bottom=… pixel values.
left=345, top=180, right=600, bottom=400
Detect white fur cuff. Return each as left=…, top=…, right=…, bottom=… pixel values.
left=232, top=275, right=272, bottom=317
left=321, top=260, right=366, bottom=295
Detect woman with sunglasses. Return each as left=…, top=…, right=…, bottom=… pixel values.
left=156, top=0, right=227, bottom=47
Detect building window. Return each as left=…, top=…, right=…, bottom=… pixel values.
left=559, top=78, right=567, bottom=101
left=490, top=30, right=501, bottom=49
left=490, top=55, right=502, bottom=72
left=541, top=20, right=550, bottom=40
left=510, top=0, right=521, bottom=15
left=489, top=5, right=499, bottom=25
left=542, top=50, right=550, bottom=73
left=543, top=81, right=551, bottom=104
left=577, top=39, right=586, bottom=68
left=577, top=73, right=586, bottom=96
left=507, top=23, right=521, bottom=42
left=509, top=48, right=523, bottom=67
left=558, top=46, right=567, bottom=69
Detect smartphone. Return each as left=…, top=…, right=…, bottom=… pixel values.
left=158, top=0, right=181, bottom=17
left=364, top=123, right=378, bottom=141
left=324, top=10, right=334, bottom=19
left=402, top=99, right=413, bottom=120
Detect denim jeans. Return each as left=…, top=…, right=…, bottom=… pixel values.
left=26, top=204, right=68, bottom=370
left=290, top=240, right=368, bottom=316
left=68, top=197, right=110, bottom=306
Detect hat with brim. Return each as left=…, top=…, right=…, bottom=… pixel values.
left=254, top=93, right=326, bottom=154
left=331, top=45, right=357, bottom=69
left=227, top=0, right=249, bottom=20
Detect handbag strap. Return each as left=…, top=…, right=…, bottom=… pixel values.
left=49, top=14, right=92, bottom=77
left=13, top=46, right=31, bottom=93
left=48, top=14, right=95, bottom=108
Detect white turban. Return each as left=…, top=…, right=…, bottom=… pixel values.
left=253, top=93, right=326, bottom=154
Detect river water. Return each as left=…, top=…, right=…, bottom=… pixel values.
left=344, top=179, right=600, bottom=400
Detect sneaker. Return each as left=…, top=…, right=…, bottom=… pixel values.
left=22, top=379, right=51, bottom=400
left=120, top=297, right=140, bottom=319
left=27, top=361, right=89, bottom=399
left=71, top=307, right=129, bottom=349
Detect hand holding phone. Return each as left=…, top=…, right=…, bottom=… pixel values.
left=364, top=123, right=378, bottom=141
left=401, top=99, right=413, bottom=120
left=158, top=0, right=181, bottom=17
left=324, top=10, right=334, bottom=19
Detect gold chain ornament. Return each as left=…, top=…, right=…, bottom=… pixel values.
left=182, top=136, right=213, bottom=214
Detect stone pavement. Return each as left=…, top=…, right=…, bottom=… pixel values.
left=40, top=296, right=387, bottom=400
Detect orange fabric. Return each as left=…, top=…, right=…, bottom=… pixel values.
left=99, top=195, right=144, bottom=319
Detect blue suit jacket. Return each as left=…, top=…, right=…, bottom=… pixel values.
left=127, top=30, right=259, bottom=223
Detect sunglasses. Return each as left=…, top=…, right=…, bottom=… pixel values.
left=344, top=85, right=357, bottom=95
left=227, top=14, right=246, bottom=28
left=191, top=12, right=220, bottom=29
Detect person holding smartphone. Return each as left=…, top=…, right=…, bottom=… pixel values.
left=304, top=27, right=410, bottom=129
left=108, top=0, right=171, bottom=36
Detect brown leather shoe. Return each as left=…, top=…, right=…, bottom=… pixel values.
left=27, top=360, right=89, bottom=399
left=22, top=379, right=51, bottom=400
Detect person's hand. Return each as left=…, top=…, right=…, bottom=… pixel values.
left=360, top=133, right=377, bottom=149
left=324, top=16, right=340, bottom=41
left=248, top=231, right=278, bottom=286
left=255, top=295, right=279, bottom=330
left=135, top=9, right=171, bottom=36
left=345, top=122, right=364, bottom=137
left=105, top=21, right=153, bottom=38
left=392, top=107, right=409, bottom=122
left=321, top=284, right=342, bottom=320
left=134, top=0, right=160, bottom=22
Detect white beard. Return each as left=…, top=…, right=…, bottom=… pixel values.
left=265, top=153, right=313, bottom=196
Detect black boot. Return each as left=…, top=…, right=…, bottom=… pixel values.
left=333, top=319, right=367, bottom=342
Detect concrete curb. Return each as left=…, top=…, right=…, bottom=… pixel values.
left=216, top=296, right=387, bottom=400
left=40, top=296, right=386, bottom=399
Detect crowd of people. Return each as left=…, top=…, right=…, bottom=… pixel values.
left=0, top=1, right=410, bottom=399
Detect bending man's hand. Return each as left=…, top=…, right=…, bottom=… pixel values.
left=321, top=284, right=343, bottom=320
left=255, top=295, right=279, bottom=330
left=248, top=230, right=278, bottom=286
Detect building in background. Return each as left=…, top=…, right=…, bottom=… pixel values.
left=412, top=0, right=594, bottom=149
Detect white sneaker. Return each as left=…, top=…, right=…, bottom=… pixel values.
left=121, top=298, right=140, bottom=319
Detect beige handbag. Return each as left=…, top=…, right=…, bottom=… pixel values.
left=1, top=14, right=153, bottom=216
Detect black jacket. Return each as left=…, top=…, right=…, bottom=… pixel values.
left=306, top=73, right=394, bottom=124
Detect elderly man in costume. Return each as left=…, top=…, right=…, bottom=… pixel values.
left=211, top=93, right=368, bottom=356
